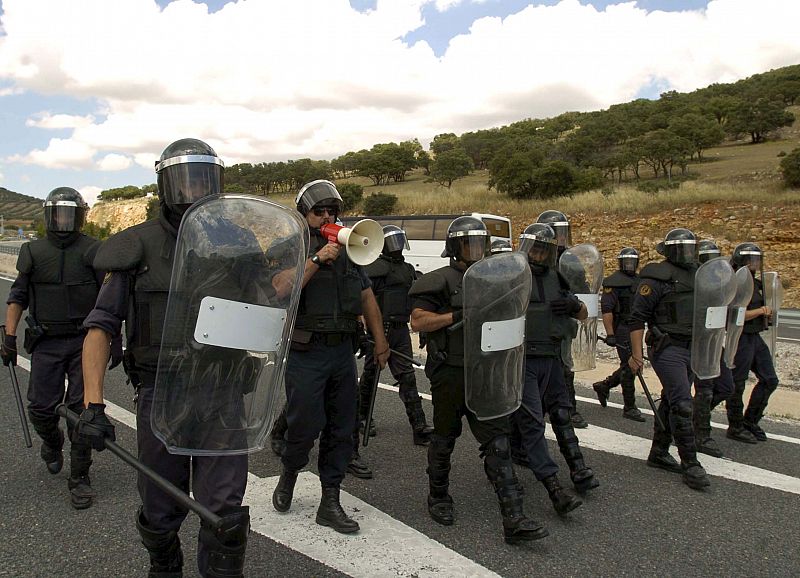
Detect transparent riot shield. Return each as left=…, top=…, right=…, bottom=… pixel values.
left=691, top=258, right=736, bottom=379
left=724, top=266, right=754, bottom=369
left=763, top=271, right=783, bottom=362
left=463, top=252, right=531, bottom=420
left=559, top=244, right=603, bottom=371
left=152, top=194, right=308, bottom=456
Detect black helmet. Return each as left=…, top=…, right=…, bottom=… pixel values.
left=155, top=138, right=224, bottom=215
left=698, top=240, right=721, bottom=264
left=490, top=239, right=513, bottom=254
left=43, top=187, right=88, bottom=232
left=382, top=224, right=409, bottom=255
left=519, top=223, right=558, bottom=268
left=295, top=180, right=343, bottom=216
left=617, top=247, right=640, bottom=274
left=442, top=216, right=489, bottom=264
left=656, top=228, right=697, bottom=265
left=536, top=210, right=571, bottom=250
left=731, top=242, right=763, bottom=273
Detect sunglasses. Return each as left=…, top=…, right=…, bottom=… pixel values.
left=312, top=206, right=338, bottom=217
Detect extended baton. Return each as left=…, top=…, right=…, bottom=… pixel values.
left=1, top=325, right=32, bottom=448
left=364, top=338, right=421, bottom=366
left=56, top=404, right=222, bottom=528
left=597, top=336, right=665, bottom=431
left=362, top=365, right=382, bottom=447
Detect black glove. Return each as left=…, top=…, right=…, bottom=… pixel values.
left=109, top=335, right=123, bottom=370
left=356, top=322, right=371, bottom=359
left=605, top=335, right=617, bottom=347
left=551, top=295, right=582, bottom=316
left=1, top=333, right=17, bottom=367
left=74, top=403, right=115, bottom=451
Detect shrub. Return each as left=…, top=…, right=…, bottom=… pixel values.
left=780, top=147, right=800, bottom=187
left=337, top=182, right=364, bottom=211
left=363, top=192, right=398, bottom=215
left=146, top=197, right=160, bottom=220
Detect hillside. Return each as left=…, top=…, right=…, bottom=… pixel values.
left=0, top=187, right=43, bottom=224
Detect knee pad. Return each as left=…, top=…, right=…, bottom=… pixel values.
left=550, top=407, right=572, bottom=427
left=672, top=399, right=693, bottom=419
left=200, top=506, right=250, bottom=578
left=763, top=377, right=779, bottom=391
left=479, top=435, right=510, bottom=459
left=430, top=434, right=456, bottom=454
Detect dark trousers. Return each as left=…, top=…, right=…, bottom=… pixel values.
left=648, top=344, right=697, bottom=463
left=136, top=383, right=248, bottom=575
left=728, top=332, right=779, bottom=424
left=27, top=334, right=85, bottom=426
left=512, top=358, right=560, bottom=481
left=429, top=364, right=509, bottom=444
left=695, top=357, right=735, bottom=407
left=361, top=323, right=415, bottom=386
left=282, top=339, right=357, bottom=487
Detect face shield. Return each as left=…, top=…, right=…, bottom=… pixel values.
left=550, top=221, right=571, bottom=249
left=519, top=234, right=558, bottom=267
left=738, top=249, right=763, bottom=274
left=453, top=231, right=488, bottom=264
left=619, top=254, right=639, bottom=274
left=295, top=180, right=343, bottom=215
left=665, top=239, right=697, bottom=265
left=698, top=248, right=721, bottom=264
left=44, top=202, right=86, bottom=232
left=156, top=155, right=224, bottom=210
left=384, top=229, right=410, bottom=253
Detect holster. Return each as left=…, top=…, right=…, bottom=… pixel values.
left=644, top=325, right=670, bottom=355
left=289, top=328, right=313, bottom=352
left=23, top=316, right=46, bottom=354
left=424, top=339, right=447, bottom=379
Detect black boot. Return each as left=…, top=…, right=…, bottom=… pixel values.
left=621, top=371, right=645, bottom=422
left=68, top=440, right=95, bottom=510
left=727, top=380, right=757, bottom=443
left=347, top=451, right=373, bottom=479
left=592, top=367, right=621, bottom=408
left=646, top=399, right=681, bottom=473
left=694, top=391, right=722, bottom=458
left=482, top=436, right=548, bottom=544
left=316, top=486, right=359, bottom=533
left=541, top=474, right=582, bottom=516
left=743, top=381, right=776, bottom=442
left=29, top=412, right=65, bottom=475
left=400, top=382, right=433, bottom=446
left=272, top=469, right=298, bottom=513
left=427, top=435, right=455, bottom=526
left=136, top=507, right=183, bottom=578
left=551, top=409, right=599, bottom=493
left=199, top=506, right=250, bottom=578
left=672, top=400, right=710, bottom=490
left=41, top=429, right=65, bottom=475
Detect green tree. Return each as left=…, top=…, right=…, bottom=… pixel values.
left=430, top=133, right=460, bottom=156
left=669, top=113, right=725, bottom=160
left=363, top=192, right=398, bottom=215
left=726, top=98, right=795, bottom=143
left=428, top=148, right=474, bottom=188
left=780, top=146, right=800, bottom=187
left=146, top=197, right=160, bottom=221
left=337, top=182, right=364, bottom=211
left=83, top=221, right=113, bottom=240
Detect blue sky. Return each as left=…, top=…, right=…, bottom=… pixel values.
left=1, top=0, right=798, bottom=204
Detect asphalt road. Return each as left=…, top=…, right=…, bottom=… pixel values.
left=1, top=277, right=799, bottom=578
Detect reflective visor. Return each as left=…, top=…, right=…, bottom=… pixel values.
left=739, top=250, right=763, bottom=272
left=44, top=203, right=85, bottom=232
left=619, top=255, right=639, bottom=273
left=159, top=161, right=224, bottom=207
left=384, top=229, right=410, bottom=252
left=549, top=222, right=571, bottom=248
left=456, top=236, right=488, bottom=263
left=665, top=239, right=697, bottom=264
left=519, top=234, right=557, bottom=267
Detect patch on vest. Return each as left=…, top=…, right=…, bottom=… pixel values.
left=639, top=284, right=652, bottom=296
left=603, top=287, right=613, bottom=294
left=103, top=272, right=113, bottom=285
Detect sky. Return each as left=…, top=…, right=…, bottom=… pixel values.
left=0, top=0, right=799, bottom=206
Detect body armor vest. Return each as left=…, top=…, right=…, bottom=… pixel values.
left=743, top=277, right=766, bottom=334
left=603, top=271, right=640, bottom=327
left=425, top=265, right=465, bottom=367
left=295, top=231, right=363, bottom=334
left=641, top=261, right=695, bottom=339
left=525, top=267, right=574, bottom=357
left=365, top=256, right=415, bottom=322
left=27, top=236, right=99, bottom=335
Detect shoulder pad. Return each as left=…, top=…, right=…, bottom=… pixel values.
left=94, top=226, right=145, bottom=272
left=603, top=271, right=634, bottom=288
left=81, top=236, right=102, bottom=267
left=640, top=261, right=673, bottom=282
left=409, top=268, right=447, bottom=297
left=364, top=258, right=391, bottom=278
left=16, top=242, right=33, bottom=274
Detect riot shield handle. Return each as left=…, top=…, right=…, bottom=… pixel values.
left=56, top=404, right=222, bottom=528
left=1, top=325, right=32, bottom=448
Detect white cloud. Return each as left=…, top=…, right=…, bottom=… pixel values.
left=0, top=0, right=799, bottom=175
left=96, top=153, right=132, bottom=171
left=435, top=0, right=465, bottom=11
left=78, top=185, right=102, bottom=207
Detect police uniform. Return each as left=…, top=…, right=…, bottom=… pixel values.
left=726, top=276, right=779, bottom=441
left=629, top=259, right=709, bottom=488
left=359, top=253, right=431, bottom=445
left=6, top=231, right=101, bottom=505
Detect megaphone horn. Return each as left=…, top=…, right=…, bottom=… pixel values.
left=320, top=219, right=384, bottom=265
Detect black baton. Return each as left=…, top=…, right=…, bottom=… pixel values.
left=362, top=365, right=382, bottom=448
left=57, top=404, right=222, bottom=528
left=365, top=338, right=420, bottom=366
left=1, top=325, right=32, bottom=448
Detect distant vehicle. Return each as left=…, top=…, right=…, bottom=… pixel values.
left=27, top=233, right=37, bottom=240
left=340, top=213, right=513, bottom=274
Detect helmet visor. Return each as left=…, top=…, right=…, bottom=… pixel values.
left=665, top=240, right=697, bottom=264
left=159, top=160, right=224, bottom=208
left=698, top=249, right=721, bottom=264
left=455, top=235, right=488, bottom=263
left=384, top=229, right=410, bottom=253
left=550, top=222, right=571, bottom=249
left=738, top=250, right=762, bottom=273
left=619, top=254, right=639, bottom=274
left=519, top=234, right=558, bottom=267
left=44, top=202, right=86, bottom=232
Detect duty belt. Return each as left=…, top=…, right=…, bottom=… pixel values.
left=41, top=322, right=85, bottom=337
left=667, top=336, right=691, bottom=350
left=525, top=342, right=559, bottom=357
left=312, top=332, right=354, bottom=347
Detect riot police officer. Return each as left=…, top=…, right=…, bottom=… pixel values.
left=1, top=187, right=108, bottom=510
left=593, top=247, right=645, bottom=422
left=726, top=243, right=779, bottom=443
left=271, top=180, right=390, bottom=534
left=693, top=240, right=734, bottom=457
left=489, top=239, right=513, bottom=254
left=409, top=216, right=548, bottom=544
left=358, top=225, right=433, bottom=446
left=77, top=139, right=252, bottom=577
left=628, top=228, right=710, bottom=490
left=536, top=210, right=587, bottom=428
left=512, top=223, right=585, bottom=515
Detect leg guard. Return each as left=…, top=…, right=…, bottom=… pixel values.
left=693, top=390, right=722, bottom=458
left=199, top=506, right=250, bottom=578
left=399, top=378, right=433, bottom=446
left=68, top=436, right=95, bottom=510
left=136, top=506, right=183, bottom=578
left=269, top=406, right=288, bottom=457
left=426, top=435, right=455, bottom=525
left=671, top=400, right=709, bottom=489
left=541, top=474, right=582, bottom=516
left=551, top=408, right=599, bottom=493
left=29, top=412, right=64, bottom=474
left=621, top=369, right=645, bottom=421
left=481, top=436, right=548, bottom=543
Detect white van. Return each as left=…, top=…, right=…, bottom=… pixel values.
left=340, top=213, right=513, bottom=273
